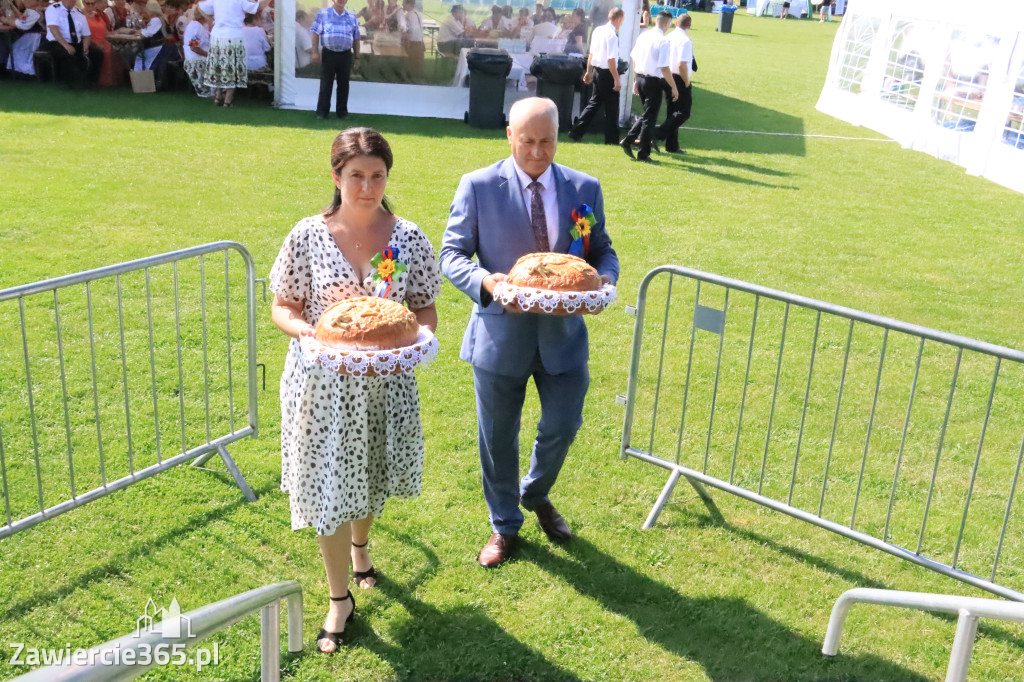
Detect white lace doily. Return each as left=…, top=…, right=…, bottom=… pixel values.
left=300, top=329, right=439, bottom=377
left=492, top=281, right=617, bottom=315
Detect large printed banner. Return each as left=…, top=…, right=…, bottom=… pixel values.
left=816, top=0, right=1024, bottom=194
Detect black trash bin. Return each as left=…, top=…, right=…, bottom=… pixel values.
left=466, top=48, right=512, bottom=129
left=717, top=6, right=736, bottom=32
left=530, top=53, right=586, bottom=132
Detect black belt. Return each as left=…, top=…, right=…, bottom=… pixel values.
left=323, top=47, right=352, bottom=53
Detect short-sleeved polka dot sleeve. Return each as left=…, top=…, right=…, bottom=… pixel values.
left=269, top=219, right=313, bottom=304
left=400, top=221, right=442, bottom=310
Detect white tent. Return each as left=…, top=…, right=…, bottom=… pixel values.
left=273, top=0, right=640, bottom=123
left=816, top=0, right=1024, bottom=194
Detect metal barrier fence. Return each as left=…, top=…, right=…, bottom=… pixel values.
left=0, top=241, right=260, bottom=541
left=619, top=265, right=1024, bottom=602
left=9, top=580, right=303, bottom=682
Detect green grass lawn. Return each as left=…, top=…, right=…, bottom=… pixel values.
left=2, top=10, right=1024, bottom=681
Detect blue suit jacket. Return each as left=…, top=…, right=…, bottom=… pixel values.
left=440, top=157, right=620, bottom=377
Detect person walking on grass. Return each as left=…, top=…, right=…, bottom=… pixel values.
left=270, top=127, right=441, bottom=654
left=440, top=97, right=619, bottom=568
left=655, top=13, right=693, bottom=155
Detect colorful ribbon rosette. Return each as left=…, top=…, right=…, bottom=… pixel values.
left=370, top=246, right=407, bottom=298
left=568, top=204, right=596, bottom=258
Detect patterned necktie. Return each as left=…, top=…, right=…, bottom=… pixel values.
left=67, top=7, right=78, bottom=44
left=528, top=181, right=550, bottom=252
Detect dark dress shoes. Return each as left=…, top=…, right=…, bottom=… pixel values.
left=479, top=533, right=516, bottom=568
left=619, top=137, right=634, bottom=158
left=533, top=502, right=572, bottom=542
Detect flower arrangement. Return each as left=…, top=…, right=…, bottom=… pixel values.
left=370, top=246, right=407, bottom=298
left=568, top=204, right=595, bottom=257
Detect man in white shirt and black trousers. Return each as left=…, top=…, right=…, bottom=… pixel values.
left=656, top=13, right=693, bottom=154
left=568, top=7, right=624, bottom=145
left=45, top=0, right=102, bottom=88
left=621, top=11, right=676, bottom=162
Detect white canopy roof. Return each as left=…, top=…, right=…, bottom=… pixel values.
left=817, top=0, right=1024, bottom=194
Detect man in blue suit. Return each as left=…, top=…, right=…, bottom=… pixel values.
left=440, top=97, right=619, bottom=567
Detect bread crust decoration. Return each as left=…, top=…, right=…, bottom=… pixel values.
left=314, top=296, right=420, bottom=350
left=506, top=253, right=602, bottom=292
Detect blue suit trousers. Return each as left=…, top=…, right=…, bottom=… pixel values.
left=473, top=358, right=589, bottom=535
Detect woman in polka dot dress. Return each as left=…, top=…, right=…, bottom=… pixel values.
left=269, top=127, right=441, bottom=653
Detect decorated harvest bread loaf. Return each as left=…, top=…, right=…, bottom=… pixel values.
left=506, top=253, right=602, bottom=292
left=315, top=297, right=420, bottom=350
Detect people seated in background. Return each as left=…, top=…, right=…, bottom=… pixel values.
left=294, top=8, right=313, bottom=70
left=45, top=0, right=104, bottom=87
left=559, top=7, right=586, bottom=54
left=356, top=0, right=384, bottom=32
left=242, top=11, right=269, bottom=69
left=530, top=8, right=558, bottom=40
left=514, top=7, right=532, bottom=43
left=382, top=0, right=400, bottom=32
left=134, top=0, right=178, bottom=89
left=105, top=0, right=129, bottom=29
left=438, top=4, right=473, bottom=55
left=83, top=0, right=123, bottom=85
left=478, top=4, right=512, bottom=38
left=162, top=0, right=186, bottom=43
left=183, top=5, right=211, bottom=94
left=2, top=0, right=43, bottom=77
left=126, top=0, right=145, bottom=29
left=398, top=0, right=423, bottom=80
left=259, top=0, right=273, bottom=36
left=531, top=2, right=544, bottom=24
left=134, top=0, right=165, bottom=71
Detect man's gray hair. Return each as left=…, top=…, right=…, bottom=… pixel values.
left=508, top=97, right=559, bottom=130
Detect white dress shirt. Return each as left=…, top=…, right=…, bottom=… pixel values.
left=196, top=0, right=260, bottom=40
left=665, top=27, right=692, bottom=77
left=512, top=160, right=559, bottom=252
left=438, top=14, right=466, bottom=42
left=242, top=24, right=270, bottom=69
left=588, top=21, right=618, bottom=68
left=183, top=19, right=210, bottom=60
left=530, top=20, right=557, bottom=40
left=294, top=22, right=313, bottom=67
left=44, top=3, right=91, bottom=43
left=630, top=26, right=669, bottom=77
left=399, top=8, right=422, bottom=41
left=479, top=15, right=512, bottom=33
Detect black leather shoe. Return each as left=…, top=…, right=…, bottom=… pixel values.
left=532, top=502, right=571, bottom=542
left=636, top=155, right=654, bottom=163
left=568, top=129, right=583, bottom=142
left=619, top=137, right=634, bottom=158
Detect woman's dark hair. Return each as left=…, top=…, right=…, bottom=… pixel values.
left=323, top=127, right=394, bottom=217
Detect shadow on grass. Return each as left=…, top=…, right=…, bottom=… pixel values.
left=0, top=479, right=280, bottom=626
left=0, top=81, right=491, bottom=138
left=668, top=505, right=1024, bottom=660
left=527, top=536, right=928, bottom=681
left=649, top=152, right=800, bottom=188
left=1, top=81, right=807, bottom=156
left=332, top=524, right=580, bottom=682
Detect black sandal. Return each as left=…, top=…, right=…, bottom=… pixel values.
left=315, top=592, right=355, bottom=653
left=351, top=540, right=379, bottom=588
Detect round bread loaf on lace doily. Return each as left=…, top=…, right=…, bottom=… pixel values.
left=506, top=253, right=602, bottom=292
left=314, top=296, right=419, bottom=350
